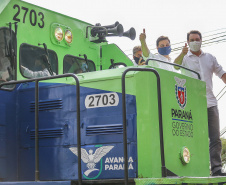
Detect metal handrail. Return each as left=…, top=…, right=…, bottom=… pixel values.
left=0, top=74, right=82, bottom=185
left=146, top=58, right=201, bottom=80
left=122, top=68, right=166, bottom=185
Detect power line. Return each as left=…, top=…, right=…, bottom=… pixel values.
left=216, top=86, right=226, bottom=98
left=217, top=85, right=226, bottom=101
left=217, top=91, right=226, bottom=101
left=220, top=126, right=226, bottom=136
left=171, top=38, right=226, bottom=53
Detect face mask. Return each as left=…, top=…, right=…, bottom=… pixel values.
left=134, top=56, right=145, bottom=64
left=189, top=41, right=201, bottom=52
left=158, top=46, right=171, bottom=55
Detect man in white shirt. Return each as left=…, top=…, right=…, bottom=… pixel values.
left=21, top=55, right=54, bottom=78
left=139, top=29, right=174, bottom=71
left=174, top=30, right=226, bottom=176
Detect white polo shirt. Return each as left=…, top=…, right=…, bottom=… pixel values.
left=143, top=51, right=175, bottom=72
left=182, top=50, right=226, bottom=108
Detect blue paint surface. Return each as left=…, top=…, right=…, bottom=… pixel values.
left=0, top=86, right=18, bottom=181
left=0, top=182, right=71, bottom=185
left=0, top=82, right=137, bottom=182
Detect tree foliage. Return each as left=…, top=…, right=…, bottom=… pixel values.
left=221, top=138, right=226, bottom=164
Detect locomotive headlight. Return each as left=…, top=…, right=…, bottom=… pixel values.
left=65, top=30, right=73, bottom=44
left=51, top=23, right=72, bottom=47
left=55, top=27, right=64, bottom=41
left=180, top=147, right=190, bottom=164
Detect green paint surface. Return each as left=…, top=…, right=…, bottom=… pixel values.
left=136, top=67, right=209, bottom=178
left=0, top=0, right=216, bottom=183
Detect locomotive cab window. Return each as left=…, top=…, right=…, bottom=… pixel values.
left=0, top=28, right=17, bottom=87
left=63, top=55, right=96, bottom=74
left=20, top=44, right=58, bottom=78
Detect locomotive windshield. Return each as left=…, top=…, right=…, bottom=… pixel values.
left=0, top=28, right=16, bottom=85
left=63, top=55, right=96, bottom=74
left=20, top=44, right=58, bottom=78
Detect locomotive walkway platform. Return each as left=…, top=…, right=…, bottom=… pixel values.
left=135, top=176, right=226, bottom=185
left=1, top=177, right=226, bottom=185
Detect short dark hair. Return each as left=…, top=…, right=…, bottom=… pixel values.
left=156, top=36, right=170, bottom=47
left=133, top=46, right=142, bottom=55
left=187, top=30, right=202, bottom=41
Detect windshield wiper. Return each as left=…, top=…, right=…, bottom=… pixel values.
left=38, top=43, right=54, bottom=76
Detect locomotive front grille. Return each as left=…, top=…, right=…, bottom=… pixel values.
left=29, top=127, right=64, bottom=139
left=30, top=99, right=63, bottom=111
left=86, top=124, right=123, bottom=136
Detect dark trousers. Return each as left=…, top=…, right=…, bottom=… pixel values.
left=208, top=106, right=222, bottom=174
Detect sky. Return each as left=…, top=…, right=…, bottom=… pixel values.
left=23, top=0, right=226, bottom=134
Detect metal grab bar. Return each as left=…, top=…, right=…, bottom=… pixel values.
left=146, top=58, right=201, bottom=80
left=122, top=68, right=166, bottom=185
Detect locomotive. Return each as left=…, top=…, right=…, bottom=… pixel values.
left=0, top=0, right=226, bottom=185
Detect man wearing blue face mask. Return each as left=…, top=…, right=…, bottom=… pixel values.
left=139, top=29, right=174, bottom=71
left=174, top=30, right=226, bottom=176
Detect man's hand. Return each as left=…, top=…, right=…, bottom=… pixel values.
left=139, top=28, right=149, bottom=57
left=174, top=43, right=188, bottom=69
left=139, top=28, right=146, bottom=43
left=181, top=43, right=188, bottom=56
left=222, top=73, right=226, bottom=84
left=138, top=58, right=146, bottom=65
left=20, top=65, right=26, bottom=73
